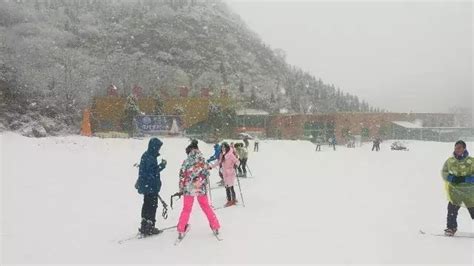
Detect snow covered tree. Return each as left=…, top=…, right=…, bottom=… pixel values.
left=123, top=94, right=140, bottom=136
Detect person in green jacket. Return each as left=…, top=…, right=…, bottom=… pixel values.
left=441, top=140, right=474, bottom=236
left=235, top=143, right=248, bottom=177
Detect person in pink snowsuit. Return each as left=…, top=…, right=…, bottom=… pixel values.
left=211, top=142, right=240, bottom=207
left=177, top=140, right=220, bottom=237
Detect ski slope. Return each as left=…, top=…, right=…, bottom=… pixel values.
left=1, top=133, right=473, bottom=264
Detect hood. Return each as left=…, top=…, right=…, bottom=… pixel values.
left=147, top=138, right=163, bottom=157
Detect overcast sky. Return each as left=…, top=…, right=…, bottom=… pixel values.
left=226, top=0, right=473, bottom=113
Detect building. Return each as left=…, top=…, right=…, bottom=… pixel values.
left=235, top=108, right=269, bottom=137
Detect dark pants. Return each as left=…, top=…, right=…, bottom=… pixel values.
left=446, top=202, right=474, bottom=229
left=141, top=194, right=158, bottom=224
left=238, top=158, right=248, bottom=176
left=225, top=186, right=236, bottom=202
left=254, top=143, right=259, bottom=152
left=315, top=144, right=321, bottom=151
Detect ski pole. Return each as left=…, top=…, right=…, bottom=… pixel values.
left=207, top=176, right=213, bottom=207
left=157, top=194, right=169, bottom=219
left=246, top=163, right=253, bottom=178
left=235, top=175, right=245, bottom=207
left=170, top=192, right=183, bottom=210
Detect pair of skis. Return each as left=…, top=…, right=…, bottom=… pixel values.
left=174, top=224, right=223, bottom=246
left=419, top=229, right=474, bottom=239
left=117, top=225, right=177, bottom=244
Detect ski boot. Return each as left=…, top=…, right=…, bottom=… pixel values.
left=444, top=228, right=457, bottom=237
left=139, top=219, right=162, bottom=236
left=178, top=224, right=190, bottom=240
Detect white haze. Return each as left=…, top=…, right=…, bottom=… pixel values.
left=227, top=0, right=473, bottom=114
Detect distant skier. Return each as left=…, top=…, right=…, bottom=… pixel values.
left=177, top=140, right=220, bottom=239
left=254, top=137, right=260, bottom=152
left=210, top=142, right=240, bottom=207
left=315, top=136, right=322, bottom=151
left=235, top=143, right=248, bottom=177
left=135, top=138, right=167, bottom=236
left=329, top=137, right=337, bottom=151
left=372, top=137, right=381, bottom=152
left=441, top=140, right=474, bottom=236
left=243, top=136, right=250, bottom=149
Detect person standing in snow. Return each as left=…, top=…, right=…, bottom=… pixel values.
left=176, top=140, right=220, bottom=238
left=235, top=143, right=248, bottom=177
left=315, top=136, right=322, bottom=151
left=207, top=143, right=221, bottom=163
left=372, top=137, right=381, bottom=152
left=329, top=137, right=337, bottom=151
left=243, top=136, right=250, bottom=149
left=254, top=137, right=260, bottom=152
left=207, top=143, right=224, bottom=186
left=210, top=142, right=240, bottom=207
left=135, top=138, right=167, bottom=236
left=441, top=140, right=474, bottom=236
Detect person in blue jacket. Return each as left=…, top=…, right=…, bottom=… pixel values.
left=136, top=138, right=167, bottom=236
left=207, top=143, right=221, bottom=163
left=207, top=143, right=224, bottom=186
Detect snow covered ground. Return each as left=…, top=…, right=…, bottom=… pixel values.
left=1, top=133, right=473, bottom=264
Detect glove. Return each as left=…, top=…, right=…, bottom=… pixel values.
left=447, top=175, right=465, bottom=184
left=446, top=174, right=455, bottom=182
left=159, top=159, right=167, bottom=169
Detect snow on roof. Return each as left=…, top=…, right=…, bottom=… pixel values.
left=236, top=109, right=269, bottom=116
left=392, top=121, right=423, bottom=129
left=392, top=121, right=473, bottom=130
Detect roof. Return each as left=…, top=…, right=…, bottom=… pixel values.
left=392, top=121, right=423, bottom=129
left=392, top=121, right=473, bottom=130
left=236, top=109, right=269, bottom=116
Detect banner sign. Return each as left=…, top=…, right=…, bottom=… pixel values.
left=135, top=115, right=183, bottom=135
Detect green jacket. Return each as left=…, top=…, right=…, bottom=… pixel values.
left=441, top=155, right=474, bottom=207
left=441, top=156, right=474, bottom=181
left=236, top=146, right=248, bottom=159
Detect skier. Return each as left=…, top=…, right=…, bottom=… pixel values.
left=254, top=137, right=260, bottom=152
left=210, top=142, right=240, bottom=207
left=177, top=140, right=221, bottom=239
left=207, top=143, right=224, bottom=186
left=235, top=143, right=248, bottom=177
left=329, top=137, right=337, bottom=151
left=441, top=140, right=474, bottom=236
left=135, top=138, right=167, bottom=236
left=315, top=136, right=322, bottom=151
left=207, top=143, right=221, bottom=163
left=372, top=137, right=381, bottom=151
left=243, top=135, right=250, bottom=149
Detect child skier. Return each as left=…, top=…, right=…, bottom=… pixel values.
left=177, top=140, right=220, bottom=239
left=441, top=140, right=474, bottom=236
left=210, top=142, right=240, bottom=207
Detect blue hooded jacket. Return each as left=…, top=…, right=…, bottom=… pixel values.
left=207, top=143, right=221, bottom=163
left=137, top=138, right=165, bottom=195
